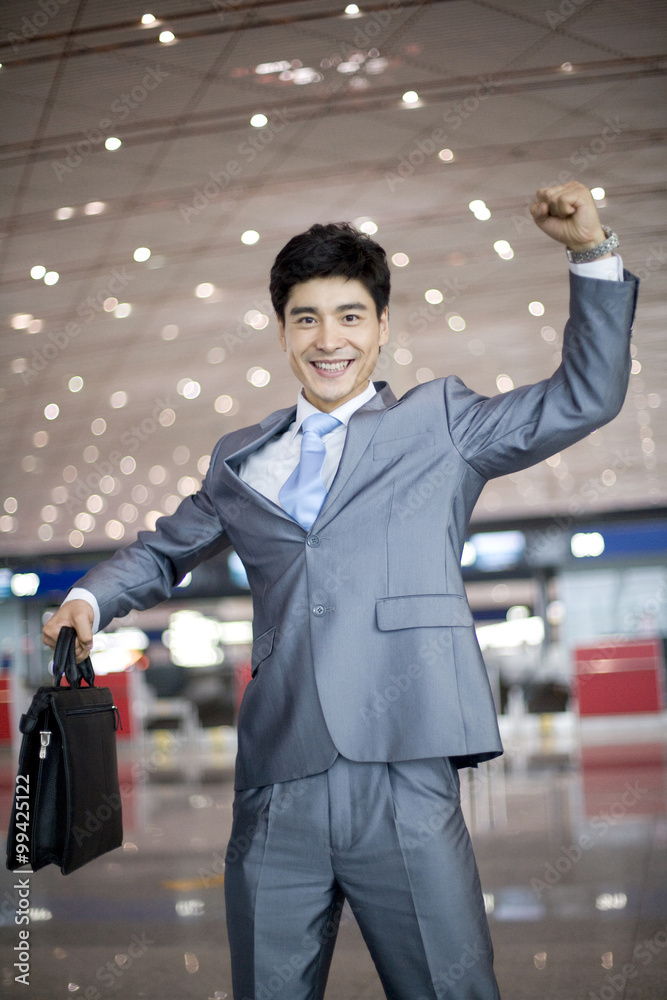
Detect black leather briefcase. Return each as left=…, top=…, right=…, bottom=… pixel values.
left=6, top=626, right=123, bottom=875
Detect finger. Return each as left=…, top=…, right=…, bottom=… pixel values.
left=530, top=200, right=550, bottom=220
left=534, top=186, right=576, bottom=219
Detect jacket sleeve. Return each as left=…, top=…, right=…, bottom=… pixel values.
left=445, top=269, right=639, bottom=480
left=72, top=438, right=232, bottom=631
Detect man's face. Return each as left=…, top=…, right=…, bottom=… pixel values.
left=277, top=276, right=389, bottom=412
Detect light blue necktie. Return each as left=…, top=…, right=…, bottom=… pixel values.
left=279, top=412, right=342, bottom=529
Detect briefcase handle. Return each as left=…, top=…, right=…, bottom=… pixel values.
left=53, top=625, right=96, bottom=689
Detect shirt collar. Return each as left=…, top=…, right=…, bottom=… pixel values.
left=289, top=380, right=377, bottom=441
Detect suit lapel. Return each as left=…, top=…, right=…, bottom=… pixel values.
left=316, top=381, right=397, bottom=526
left=219, top=406, right=297, bottom=521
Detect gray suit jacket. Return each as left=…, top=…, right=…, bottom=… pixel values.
left=76, top=272, right=638, bottom=788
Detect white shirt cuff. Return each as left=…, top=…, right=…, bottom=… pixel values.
left=62, top=588, right=101, bottom=634
left=569, top=253, right=624, bottom=282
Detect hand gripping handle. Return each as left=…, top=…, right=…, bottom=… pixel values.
left=53, top=625, right=96, bottom=689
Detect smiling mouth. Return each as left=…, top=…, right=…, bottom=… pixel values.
left=310, top=360, right=353, bottom=373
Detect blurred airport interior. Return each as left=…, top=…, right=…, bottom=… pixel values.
left=0, top=0, right=666, bottom=997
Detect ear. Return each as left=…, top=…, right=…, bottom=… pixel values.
left=277, top=318, right=286, bottom=352
left=378, top=307, right=389, bottom=347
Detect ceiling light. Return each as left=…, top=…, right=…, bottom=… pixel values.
left=344, top=4, right=361, bottom=15
left=402, top=91, right=420, bottom=104
left=256, top=61, right=291, bottom=75
left=105, top=137, right=121, bottom=151
left=447, top=315, right=466, bottom=331
left=133, top=247, right=151, bottom=261
left=245, top=310, right=269, bottom=329
left=394, top=349, right=412, bottom=365
left=34, top=431, right=48, bottom=448
left=110, top=391, right=128, bottom=408
left=177, top=477, right=198, bottom=496
left=195, top=283, right=215, bottom=298
left=103, top=297, right=118, bottom=311
left=182, top=381, right=201, bottom=399
left=250, top=113, right=268, bottom=127
left=55, top=207, right=74, bottom=220
left=159, top=30, right=175, bottom=43
left=44, top=271, right=59, bottom=285
left=493, top=240, right=514, bottom=259
left=44, top=403, right=59, bottom=420
left=241, top=230, right=260, bottom=245
left=4, top=498, right=18, bottom=513
left=353, top=217, right=377, bottom=234
left=591, top=187, right=605, bottom=201
left=469, top=199, right=491, bottom=221
left=215, top=395, right=234, bottom=413
left=99, top=476, right=117, bottom=494
left=337, top=62, right=359, bottom=74
left=159, top=408, right=176, bottom=426
left=74, top=512, right=95, bottom=532
left=30, top=265, right=46, bottom=280
left=560, top=62, right=574, bottom=72
left=10, top=314, right=33, bottom=330
left=247, top=367, right=271, bottom=387
left=27, top=319, right=43, bottom=333
left=416, top=367, right=434, bottom=383
left=528, top=301, right=545, bottom=316
left=425, top=289, right=443, bottom=304
left=161, top=324, right=179, bottom=340
left=114, top=303, right=132, bottom=318
left=141, top=14, right=156, bottom=24
left=91, top=418, right=107, bottom=436
left=84, top=201, right=105, bottom=215
left=496, top=374, right=514, bottom=393
left=207, top=347, right=225, bottom=364
left=105, top=520, right=125, bottom=540
left=392, top=253, right=409, bottom=266
left=571, top=532, right=604, bottom=558
left=541, top=326, right=556, bottom=342
left=438, top=149, right=454, bottom=162
left=120, top=456, right=136, bottom=475
left=38, top=524, right=53, bottom=541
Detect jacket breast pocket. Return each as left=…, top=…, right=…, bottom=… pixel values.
left=372, top=431, right=435, bottom=461
left=376, top=594, right=473, bottom=630
left=251, top=625, right=276, bottom=677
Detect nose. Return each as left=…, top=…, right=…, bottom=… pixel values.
left=314, top=317, right=346, bottom=355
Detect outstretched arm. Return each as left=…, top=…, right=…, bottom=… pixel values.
left=445, top=182, right=638, bottom=480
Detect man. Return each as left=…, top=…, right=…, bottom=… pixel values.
left=44, top=182, right=638, bottom=999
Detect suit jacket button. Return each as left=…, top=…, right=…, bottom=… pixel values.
left=307, top=535, right=320, bottom=547
left=312, top=605, right=325, bottom=616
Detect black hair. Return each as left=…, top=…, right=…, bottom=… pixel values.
left=269, top=222, right=390, bottom=323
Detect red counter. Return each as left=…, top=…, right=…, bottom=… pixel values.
left=573, top=638, right=665, bottom=715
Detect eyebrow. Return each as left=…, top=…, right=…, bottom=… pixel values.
left=288, top=302, right=369, bottom=316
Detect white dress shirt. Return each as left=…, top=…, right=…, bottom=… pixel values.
left=64, top=253, right=624, bottom=633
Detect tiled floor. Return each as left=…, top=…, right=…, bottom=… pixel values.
left=1, top=714, right=666, bottom=999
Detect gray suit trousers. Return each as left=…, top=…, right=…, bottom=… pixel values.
left=224, top=755, right=501, bottom=999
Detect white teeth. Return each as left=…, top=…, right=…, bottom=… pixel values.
left=313, top=360, right=350, bottom=371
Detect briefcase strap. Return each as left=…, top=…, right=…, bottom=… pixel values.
left=18, top=688, right=52, bottom=734
left=53, top=625, right=95, bottom=689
